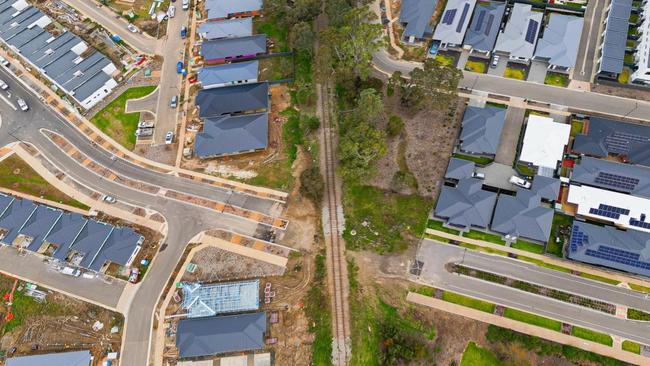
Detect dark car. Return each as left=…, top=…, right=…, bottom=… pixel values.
left=176, top=61, right=184, bottom=74
left=180, top=26, right=187, bottom=39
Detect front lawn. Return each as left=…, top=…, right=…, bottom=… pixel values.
left=547, top=213, right=574, bottom=257
left=570, top=119, right=584, bottom=137
left=503, top=308, right=562, bottom=331
left=511, top=239, right=544, bottom=254
left=0, top=155, right=89, bottom=210
left=427, top=219, right=460, bottom=235
left=504, top=66, right=526, bottom=80
left=516, top=163, right=537, bottom=177
left=436, top=53, right=456, bottom=66
left=90, top=85, right=157, bottom=150
left=465, top=59, right=487, bottom=73
left=343, top=185, right=433, bottom=253
left=460, top=341, right=503, bottom=366
left=544, top=72, right=569, bottom=87
left=618, top=68, right=631, bottom=84
left=463, top=230, right=506, bottom=245
left=452, top=153, right=494, bottom=165
left=571, top=326, right=613, bottom=346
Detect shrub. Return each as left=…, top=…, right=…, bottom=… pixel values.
left=387, top=115, right=404, bottom=137
left=300, top=167, right=324, bottom=206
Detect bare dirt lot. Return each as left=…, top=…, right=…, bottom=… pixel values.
left=180, top=247, right=285, bottom=283
left=0, top=275, right=122, bottom=366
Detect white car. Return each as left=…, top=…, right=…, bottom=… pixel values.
left=0, top=56, right=9, bottom=67
left=135, top=128, right=154, bottom=137
left=182, top=0, right=189, bottom=10
left=127, top=23, right=139, bottom=33
left=16, top=98, right=28, bottom=111
left=0, top=80, right=8, bottom=90
left=509, top=176, right=531, bottom=189
left=138, top=121, right=154, bottom=129
left=490, top=54, right=500, bottom=68
left=102, top=195, right=117, bottom=204
left=165, top=131, right=174, bottom=144
left=167, top=5, right=175, bottom=17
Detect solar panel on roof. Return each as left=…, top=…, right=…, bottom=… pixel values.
left=525, top=19, right=538, bottom=44
left=456, top=3, right=470, bottom=33
left=484, top=14, right=495, bottom=36
left=474, top=10, right=486, bottom=31
left=443, top=9, right=457, bottom=25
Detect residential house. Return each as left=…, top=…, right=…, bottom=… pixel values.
left=197, top=17, right=253, bottom=40
left=519, top=115, right=571, bottom=174
left=197, top=61, right=259, bottom=89
left=6, top=350, right=92, bottom=366
left=463, top=1, right=506, bottom=56
left=204, top=0, right=262, bottom=21
left=533, top=14, right=584, bottom=73
left=458, top=105, right=506, bottom=156
left=596, top=0, right=632, bottom=79
left=200, top=35, right=267, bottom=64
left=571, top=156, right=650, bottom=198
left=632, top=0, right=650, bottom=83
left=195, top=82, right=269, bottom=118
left=194, top=113, right=269, bottom=158
left=399, top=0, right=438, bottom=44
left=494, top=3, right=543, bottom=63
left=433, top=0, right=477, bottom=49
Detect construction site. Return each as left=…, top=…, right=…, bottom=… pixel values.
left=0, top=274, right=122, bottom=365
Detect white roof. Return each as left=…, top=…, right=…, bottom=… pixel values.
left=567, top=184, right=650, bottom=234
left=519, top=115, right=570, bottom=170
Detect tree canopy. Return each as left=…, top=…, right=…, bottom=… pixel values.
left=398, top=59, right=462, bottom=111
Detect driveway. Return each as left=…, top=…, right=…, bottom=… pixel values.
left=527, top=60, right=548, bottom=84
left=487, top=55, right=507, bottom=76
left=573, top=0, right=607, bottom=82
left=125, top=87, right=159, bottom=116
left=494, top=106, right=524, bottom=165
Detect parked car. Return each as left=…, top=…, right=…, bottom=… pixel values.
left=135, top=128, right=153, bottom=137
left=180, top=26, right=187, bottom=39
left=170, top=95, right=178, bottom=108
left=176, top=61, right=184, bottom=74
left=167, top=5, right=175, bottom=17
left=0, top=56, right=9, bottom=67
left=0, top=80, right=8, bottom=90
left=16, top=98, right=28, bottom=111
left=165, top=131, right=174, bottom=144
left=127, top=23, right=139, bottom=33
left=490, top=54, right=500, bottom=68
left=61, top=267, right=81, bottom=277
left=188, top=74, right=198, bottom=83
left=128, top=268, right=140, bottom=283
left=509, top=175, right=531, bottom=189
left=102, top=195, right=117, bottom=204
left=182, top=0, right=189, bottom=10
left=138, top=121, right=154, bottom=129
left=472, top=171, right=485, bottom=179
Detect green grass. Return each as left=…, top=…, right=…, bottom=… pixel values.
left=503, top=308, right=562, bottom=331
left=511, top=239, right=544, bottom=254
left=622, top=340, right=641, bottom=354
left=4, top=289, right=72, bottom=333
left=343, top=185, right=433, bottom=253
left=427, top=219, right=460, bottom=235
left=435, top=53, right=455, bottom=66
left=626, top=39, right=637, bottom=48
left=413, top=286, right=436, bottom=297
left=570, top=119, right=584, bottom=137
left=452, top=153, right=494, bottom=165
left=304, top=252, right=333, bottom=365
left=460, top=341, right=503, bottom=366
left=425, top=233, right=451, bottom=243
left=504, top=66, right=526, bottom=80
left=516, top=163, right=537, bottom=177
left=464, top=60, right=487, bottom=73
left=571, top=326, right=613, bottom=346
left=253, top=17, right=289, bottom=52
left=629, top=283, right=650, bottom=293
left=547, top=213, right=574, bottom=257
left=259, top=56, right=294, bottom=81
left=518, top=256, right=573, bottom=273
left=0, top=155, right=89, bottom=210
left=239, top=159, right=293, bottom=190
left=624, top=53, right=635, bottom=64
left=442, top=291, right=496, bottom=313
left=90, top=85, right=157, bottom=150
left=618, top=67, right=631, bottom=84
left=463, top=230, right=506, bottom=245
left=544, top=72, right=569, bottom=87
left=458, top=242, right=509, bottom=256
left=578, top=272, right=620, bottom=286
left=627, top=308, right=650, bottom=321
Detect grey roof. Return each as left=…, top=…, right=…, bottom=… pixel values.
left=0, top=193, right=142, bottom=271
left=494, top=3, right=542, bottom=59
left=598, top=0, right=631, bottom=74
left=463, top=1, right=506, bottom=52
left=6, top=350, right=92, bottom=366
left=433, top=0, right=477, bottom=45
left=197, top=17, right=253, bottom=39
left=176, top=312, right=267, bottom=358
left=572, top=116, right=650, bottom=167
left=196, top=82, right=268, bottom=118
left=400, top=0, right=437, bottom=39
left=0, top=2, right=116, bottom=107
left=198, top=61, right=258, bottom=88
left=200, top=35, right=266, bottom=60
left=572, top=156, right=650, bottom=198
left=568, top=221, right=650, bottom=277
left=534, top=14, right=583, bottom=68
left=459, top=106, right=506, bottom=155
left=434, top=177, right=497, bottom=229
left=445, top=157, right=476, bottom=180
left=205, top=0, right=262, bottom=20
left=195, top=113, right=268, bottom=158
left=491, top=175, right=560, bottom=242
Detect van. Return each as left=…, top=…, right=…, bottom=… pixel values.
left=61, top=267, right=81, bottom=277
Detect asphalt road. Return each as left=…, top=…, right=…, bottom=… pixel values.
left=573, top=0, right=606, bottom=82
left=62, top=0, right=160, bottom=55
left=0, top=66, right=274, bottom=366
left=417, top=239, right=650, bottom=345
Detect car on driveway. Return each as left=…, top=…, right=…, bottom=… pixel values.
left=16, top=98, right=27, bottom=111
left=0, top=56, right=9, bottom=67
left=138, top=121, right=154, bottom=129
left=128, top=268, right=140, bottom=283
left=167, top=5, right=175, bottom=17
left=180, top=26, right=187, bottom=39
left=490, top=54, right=500, bottom=68
left=165, top=131, right=174, bottom=144
left=135, top=128, right=153, bottom=137
left=0, top=80, right=8, bottom=90
left=509, top=175, right=531, bottom=189
left=176, top=61, right=184, bottom=74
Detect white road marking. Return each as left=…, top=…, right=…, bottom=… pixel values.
left=0, top=93, right=16, bottom=110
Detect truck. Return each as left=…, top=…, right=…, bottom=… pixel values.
left=61, top=267, right=81, bottom=277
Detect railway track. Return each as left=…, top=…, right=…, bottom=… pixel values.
left=318, top=81, right=351, bottom=365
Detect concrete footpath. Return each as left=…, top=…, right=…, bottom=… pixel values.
left=407, top=292, right=648, bottom=365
